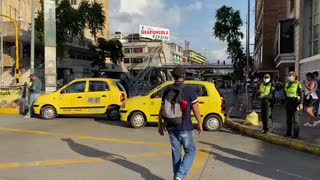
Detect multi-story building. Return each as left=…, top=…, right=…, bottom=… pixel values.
left=121, top=33, right=184, bottom=72
left=0, top=0, right=110, bottom=86
left=183, top=50, right=208, bottom=65
left=254, top=0, right=288, bottom=79
left=289, top=0, right=320, bottom=79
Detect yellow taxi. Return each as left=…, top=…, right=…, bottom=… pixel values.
left=33, top=78, right=127, bottom=120
left=120, top=81, right=225, bottom=131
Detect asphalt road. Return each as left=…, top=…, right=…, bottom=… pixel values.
left=0, top=114, right=318, bottom=180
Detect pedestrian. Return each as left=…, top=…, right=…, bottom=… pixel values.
left=312, top=71, right=320, bottom=117
left=158, top=65, right=203, bottom=180
left=303, top=73, right=320, bottom=127
left=24, top=74, right=42, bottom=118
left=258, top=74, right=274, bottom=134
left=284, top=72, right=303, bottom=138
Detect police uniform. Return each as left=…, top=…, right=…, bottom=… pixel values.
left=259, top=77, right=274, bottom=133
left=284, top=76, right=303, bottom=138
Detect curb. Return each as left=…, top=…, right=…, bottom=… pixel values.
left=225, top=118, right=320, bottom=156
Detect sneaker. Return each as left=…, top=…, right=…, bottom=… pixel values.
left=175, top=177, right=182, bottom=180
left=23, top=116, right=30, bottom=119
left=304, top=123, right=313, bottom=127
left=313, top=120, right=320, bottom=127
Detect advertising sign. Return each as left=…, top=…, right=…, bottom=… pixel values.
left=0, top=86, right=23, bottom=114
left=139, top=24, right=170, bottom=41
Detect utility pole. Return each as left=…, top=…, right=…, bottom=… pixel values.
left=30, top=0, right=35, bottom=73
left=0, top=0, right=4, bottom=86
left=245, top=0, right=250, bottom=112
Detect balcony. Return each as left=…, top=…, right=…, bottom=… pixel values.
left=0, top=21, right=31, bottom=43
left=274, top=18, right=295, bottom=68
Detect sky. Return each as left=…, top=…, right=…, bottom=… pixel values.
left=109, top=0, right=255, bottom=64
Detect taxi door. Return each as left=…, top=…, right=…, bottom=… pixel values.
left=58, top=80, right=87, bottom=114
left=85, top=80, right=111, bottom=114
left=189, top=84, right=209, bottom=123
left=149, top=85, right=172, bottom=122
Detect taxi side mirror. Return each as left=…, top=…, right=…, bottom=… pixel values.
left=151, top=93, right=157, bottom=99
left=60, top=89, right=66, bottom=94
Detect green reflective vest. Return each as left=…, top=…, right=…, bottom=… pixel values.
left=285, top=81, right=301, bottom=98
left=259, top=83, right=272, bottom=97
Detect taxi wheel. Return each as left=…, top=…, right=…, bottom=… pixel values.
left=41, top=106, right=57, bottom=120
left=129, top=112, right=146, bottom=128
left=107, top=108, right=120, bottom=121
left=204, top=114, right=222, bottom=132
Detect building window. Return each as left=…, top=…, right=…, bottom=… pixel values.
left=313, top=0, right=320, bottom=55
left=133, top=48, right=143, bottom=53
left=70, top=0, right=77, bottom=5
left=124, top=58, right=130, bottom=63
left=290, top=0, right=295, bottom=13
left=124, top=48, right=131, bottom=54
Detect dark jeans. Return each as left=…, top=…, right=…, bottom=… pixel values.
left=260, top=99, right=273, bottom=131
left=286, top=98, right=300, bottom=137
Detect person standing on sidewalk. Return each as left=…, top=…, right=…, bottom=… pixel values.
left=303, top=73, right=320, bottom=127
left=258, top=74, right=274, bottom=134
left=284, top=72, right=303, bottom=138
left=312, top=71, right=320, bottom=118
left=158, top=65, right=203, bottom=180
left=24, top=74, right=42, bottom=118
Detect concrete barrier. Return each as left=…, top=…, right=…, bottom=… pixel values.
left=225, top=118, right=320, bottom=156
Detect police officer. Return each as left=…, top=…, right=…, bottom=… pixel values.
left=284, top=71, right=303, bottom=138
left=258, top=74, right=274, bottom=134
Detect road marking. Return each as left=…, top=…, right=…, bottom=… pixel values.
left=0, top=127, right=170, bottom=148
left=188, top=149, right=211, bottom=180
left=0, top=152, right=171, bottom=170
left=276, top=169, right=313, bottom=180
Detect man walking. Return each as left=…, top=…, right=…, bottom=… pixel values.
left=258, top=74, right=274, bottom=134
left=24, top=74, right=42, bottom=118
left=158, top=66, right=203, bottom=180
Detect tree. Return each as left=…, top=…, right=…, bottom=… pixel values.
left=90, top=38, right=124, bottom=69
left=213, top=5, right=251, bottom=80
left=108, top=39, right=124, bottom=65
left=35, top=0, right=105, bottom=58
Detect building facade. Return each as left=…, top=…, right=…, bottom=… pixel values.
left=121, top=34, right=184, bottom=71
left=294, top=0, right=320, bottom=79
left=0, top=0, right=110, bottom=86
left=183, top=50, right=208, bottom=65
left=254, top=0, right=289, bottom=79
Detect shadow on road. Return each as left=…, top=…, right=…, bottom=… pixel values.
left=198, top=141, right=318, bottom=180
left=61, top=138, right=164, bottom=180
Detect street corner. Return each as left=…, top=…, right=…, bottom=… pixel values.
left=225, top=118, right=320, bottom=156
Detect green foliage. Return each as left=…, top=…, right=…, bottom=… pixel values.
left=35, top=0, right=105, bottom=58
left=90, top=38, right=124, bottom=69
left=213, top=5, right=250, bottom=80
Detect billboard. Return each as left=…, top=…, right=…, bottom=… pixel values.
left=139, top=24, right=170, bottom=41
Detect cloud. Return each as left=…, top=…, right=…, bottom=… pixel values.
left=110, top=0, right=203, bottom=35
left=209, top=48, right=228, bottom=62
left=110, top=0, right=181, bottom=34
left=184, top=1, right=203, bottom=11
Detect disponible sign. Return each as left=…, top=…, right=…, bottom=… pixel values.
left=139, top=24, right=170, bottom=41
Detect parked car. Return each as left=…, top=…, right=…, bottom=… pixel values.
left=120, top=81, right=226, bottom=131
left=33, top=78, right=126, bottom=120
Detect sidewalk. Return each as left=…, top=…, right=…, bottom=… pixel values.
left=223, top=90, right=320, bottom=154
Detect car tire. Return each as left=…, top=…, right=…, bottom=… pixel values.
left=107, top=108, right=120, bottom=121
left=129, top=112, right=146, bottom=128
left=203, top=114, right=222, bottom=132
left=41, top=106, right=57, bottom=120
